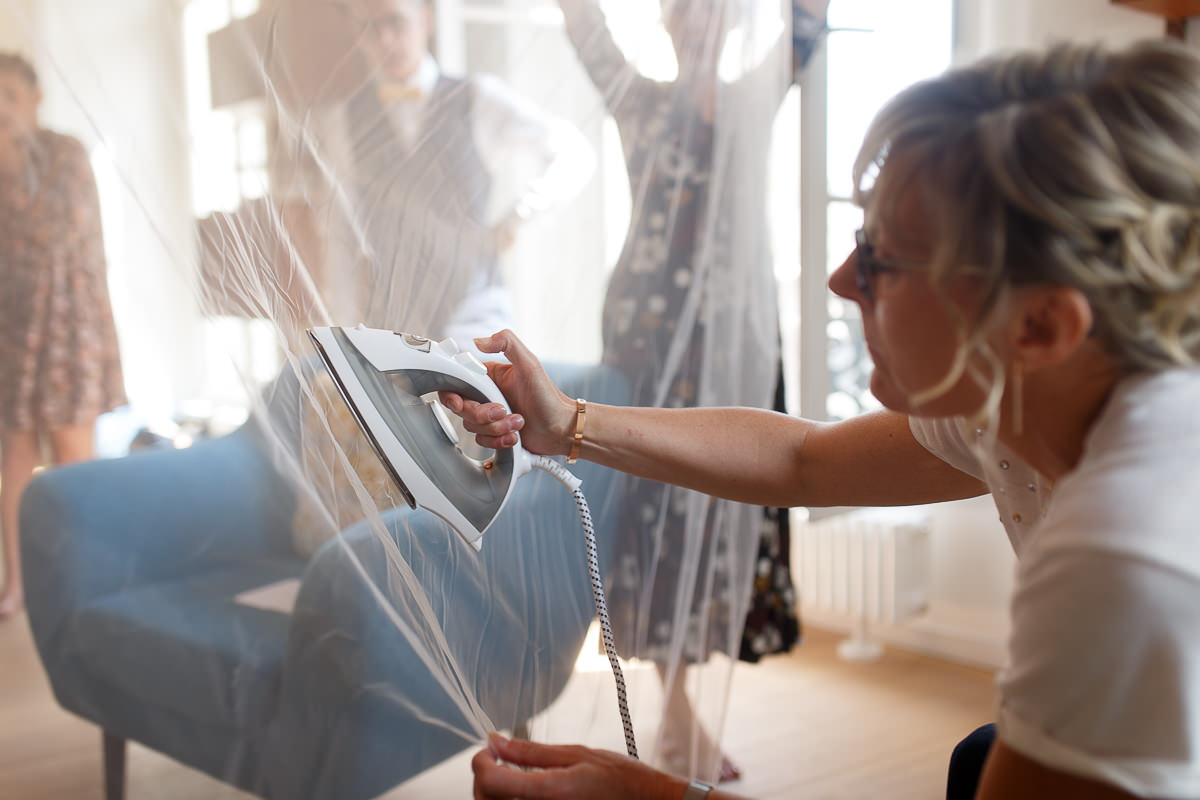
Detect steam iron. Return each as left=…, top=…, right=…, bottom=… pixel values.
left=307, top=324, right=531, bottom=551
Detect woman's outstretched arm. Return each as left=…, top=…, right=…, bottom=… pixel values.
left=442, top=330, right=985, bottom=509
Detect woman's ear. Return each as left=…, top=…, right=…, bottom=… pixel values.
left=1009, top=286, right=1094, bottom=369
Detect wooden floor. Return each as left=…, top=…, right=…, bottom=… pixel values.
left=0, top=611, right=995, bottom=799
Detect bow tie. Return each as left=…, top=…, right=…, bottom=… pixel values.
left=377, top=82, right=424, bottom=105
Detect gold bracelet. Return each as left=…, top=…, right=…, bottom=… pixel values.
left=566, top=398, right=587, bottom=464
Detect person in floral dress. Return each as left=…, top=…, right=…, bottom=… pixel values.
left=556, top=0, right=826, bottom=782
left=0, top=53, right=125, bottom=617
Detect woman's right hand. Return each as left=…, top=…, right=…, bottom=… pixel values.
left=439, top=329, right=577, bottom=457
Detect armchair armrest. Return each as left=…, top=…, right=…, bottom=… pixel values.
left=20, top=430, right=295, bottom=658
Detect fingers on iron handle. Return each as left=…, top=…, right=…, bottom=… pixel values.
left=456, top=399, right=491, bottom=426
left=473, top=330, right=507, bottom=354
left=483, top=328, right=539, bottom=372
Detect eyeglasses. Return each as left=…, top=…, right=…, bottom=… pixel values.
left=853, top=227, right=927, bottom=302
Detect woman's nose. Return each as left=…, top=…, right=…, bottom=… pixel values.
left=828, top=249, right=860, bottom=302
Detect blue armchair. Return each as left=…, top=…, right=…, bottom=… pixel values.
left=20, top=362, right=628, bottom=800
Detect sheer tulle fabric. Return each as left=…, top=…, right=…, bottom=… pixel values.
left=4, top=0, right=798, bottom=793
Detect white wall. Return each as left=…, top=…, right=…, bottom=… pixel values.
left=955, top=0, right=1160, bottom=60
left=806, top=0, right=1167, bottom=669
left=11, top=0, right=201, bottom=426
left=0, top=0, right=36, bottom=51
left=801, top=496, right=1018, bottom=669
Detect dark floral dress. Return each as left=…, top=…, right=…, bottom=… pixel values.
left=560, top=0, right=804, bottom=663
left=0, top=130, right=125, bottom=432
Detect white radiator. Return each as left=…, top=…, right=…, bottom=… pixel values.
left=795, top=510, right=931, bottom=660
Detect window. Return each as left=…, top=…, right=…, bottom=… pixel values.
left=184, top=0, right=267, bottom=216
left=800, top=0, right=954, bottom=421
left=184, top=0, right=277, bottom=424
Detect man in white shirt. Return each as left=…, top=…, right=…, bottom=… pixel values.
left=313, top=0, right=593, bottom=341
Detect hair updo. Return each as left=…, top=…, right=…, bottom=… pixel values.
left=854, top=38, right=1200, bottom=374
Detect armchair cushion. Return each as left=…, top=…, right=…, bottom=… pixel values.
left=72, top=556, right=306, bottom=730
left=22, top=431, right=295, bottom=613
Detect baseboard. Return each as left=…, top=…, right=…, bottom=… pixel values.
left=801, top=605, right=1009, bottom=670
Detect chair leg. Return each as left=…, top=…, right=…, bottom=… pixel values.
left=102, top=729, right=126, bottom=800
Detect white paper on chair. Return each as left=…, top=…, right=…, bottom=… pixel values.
left=234, top=579, right=301, bottom=614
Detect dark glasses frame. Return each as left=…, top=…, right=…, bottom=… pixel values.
left=853, top=227, right=928, bottom=302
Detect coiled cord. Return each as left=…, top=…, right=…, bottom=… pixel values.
left=532, top=456, right=638, bottom=760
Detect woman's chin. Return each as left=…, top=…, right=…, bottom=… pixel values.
left=870, top=368, right=977, bottom=418
left=868, top=372, right=915, bottom=415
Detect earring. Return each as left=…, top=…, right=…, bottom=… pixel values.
left=1011, top=360, right=1025, bottom=437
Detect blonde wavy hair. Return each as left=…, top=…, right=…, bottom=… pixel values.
left=854, top=38, right=1200, bottom=380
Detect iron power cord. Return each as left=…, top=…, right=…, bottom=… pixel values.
left=531, top=455, right=638, bottom=760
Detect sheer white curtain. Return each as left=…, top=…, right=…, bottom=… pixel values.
left=5, top=0, right=805, bottom=792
